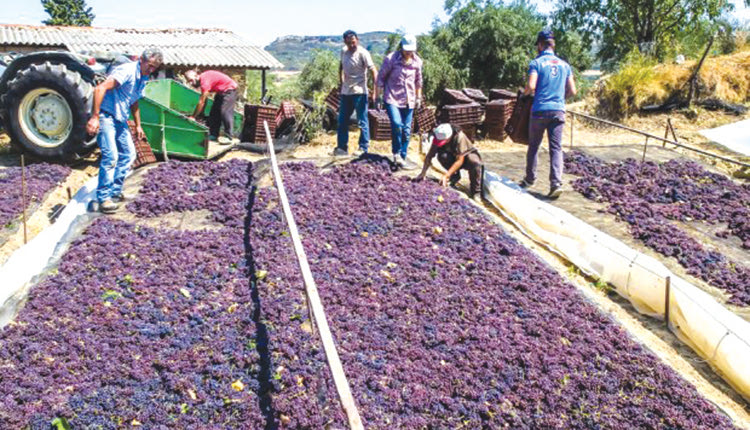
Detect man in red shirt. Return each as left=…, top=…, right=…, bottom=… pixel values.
left=185, top=70, right=238, bottom=143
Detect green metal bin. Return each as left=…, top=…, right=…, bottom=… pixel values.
left=138, top=79, right=243, bottom=160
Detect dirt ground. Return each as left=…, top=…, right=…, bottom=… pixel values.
left=1, top=107, right=749, bottom=425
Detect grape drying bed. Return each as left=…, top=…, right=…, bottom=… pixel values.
left=564, top=151, right=750, bottom=308
left=0, top=163, right=70, bottom=246
left=0, top=159, right=738, bottom=428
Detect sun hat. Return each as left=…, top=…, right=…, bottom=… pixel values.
left=401, top=34, right=417, bottom=51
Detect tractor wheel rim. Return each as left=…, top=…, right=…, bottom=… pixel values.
left=18, top=88, right=73, bottom=148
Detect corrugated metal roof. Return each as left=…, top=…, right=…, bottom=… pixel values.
left=0, top=25, right=283, bottom=69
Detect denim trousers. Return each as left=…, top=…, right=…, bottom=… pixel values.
left=525, top=110, right=565, bottom=188
left=385, top=103, right=414, bottom=159
left=337, top=94, right=370, bottom=152
left=96, top=114, right=135, bottom=202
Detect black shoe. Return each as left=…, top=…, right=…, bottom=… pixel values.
left=331, top=148, right=349, bottom=157
left=111, top=194, right=128, bottom=203
left=548, top=185, right=563, bottom=199
left=519, top=178, right=534, bottom=188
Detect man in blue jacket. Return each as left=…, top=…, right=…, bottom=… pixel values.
left=520, top=30, right=576, bottom=199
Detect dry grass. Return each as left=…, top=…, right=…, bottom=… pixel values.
left=593, top=50, right=750, bottom=119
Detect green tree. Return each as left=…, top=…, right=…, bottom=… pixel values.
left=297, top=49, right=338, bottom=99
left=41, top=0, right=95, bottom=26
left=418, top=0, right=590, bottom=102
left=553, top=0, right=742, bottom=67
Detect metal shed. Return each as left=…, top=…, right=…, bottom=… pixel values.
left=0, top=24, right=283, bottom=95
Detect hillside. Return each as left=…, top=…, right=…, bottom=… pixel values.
left=265, top=31, right=393, bottom=70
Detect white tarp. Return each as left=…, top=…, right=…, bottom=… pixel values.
left=0, top=177, right=97, bottom=326
left=700, top=119, right=750, bottom=157
left=418, top=138, right=750, bottom=402
left=481, top=171, right=750, bottom=402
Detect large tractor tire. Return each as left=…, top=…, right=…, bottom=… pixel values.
left=2, top=61, right=95, bottom=162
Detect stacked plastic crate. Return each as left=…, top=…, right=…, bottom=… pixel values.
left=437, top=89, right=484, bottom=139
left=462, top=88, right=488, bottom=105
left=414, top=106, right=437, bottom=133
left=489, top=88, right=517, bottom=101
left=241, top=104, right=277, bottom=143
left=275, top=102, right=296, bottom=137
left=128, top=121, right=157, bottom=168
left=325, top=88, right=340, bottom=114
left=484, top=99, right=515, bottom=141
left=368, top=109, right=392, bottom=140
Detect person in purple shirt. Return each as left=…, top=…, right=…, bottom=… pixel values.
left=86, top=48, right=163, bottom=213
left=520, top=30, right=576, bottom=199
left=377, top=34, right=423, bottom=170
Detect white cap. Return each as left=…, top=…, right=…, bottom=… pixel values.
left=433, top=123, right=453, bottom=142
left=401, top=34, right=417, bottom=51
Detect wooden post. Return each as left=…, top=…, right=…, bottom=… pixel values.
left=20, top=154, right=28, bottom=244
left=160, top=109, right=169, bottom=162
left=261, top=69, right=267, bottom=100
left=263, top=122, right=363, bottom=429
left=67, top=186, right=72, bottom=201
left=569, top=113, right=575, bottom=150
left=686, top=35, right=714, bottom=108
left=664, top=276, right=671, bottom=330
left=668, top=118, right=678, bottom=143
left=641, top=136, right=649, bottom=162
left=663, top=120, right=670, bottom=147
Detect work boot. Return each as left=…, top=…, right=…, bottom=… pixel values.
left=99, top=199, right=120, bottom=214
left=332, top=148, right=349, bottom=157
left=111, top=193, right=128, bottom=203
left=401, top=156, right=419, bottom=171
left=548, top=185, right=563, bottom=199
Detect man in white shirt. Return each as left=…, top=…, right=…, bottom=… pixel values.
left=333, top=30, right=378, bottom=157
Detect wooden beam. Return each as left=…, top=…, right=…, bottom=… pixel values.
left=263, top=122, right=364, bottom=429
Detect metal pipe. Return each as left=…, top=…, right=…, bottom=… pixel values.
left=20, top=154, right=27, bottom=244
left=570, top=114, right=575, bottom=150
left=665, top=276, right=671, bottom=330
left=261, top=69, right=267, bottom=100
left=568, top=110, right=750, bottom=168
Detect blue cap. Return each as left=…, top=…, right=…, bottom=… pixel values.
left=536, top=30, right=554, bottom=44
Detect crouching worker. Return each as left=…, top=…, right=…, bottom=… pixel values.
left=414, top=123, right=483, bottom=202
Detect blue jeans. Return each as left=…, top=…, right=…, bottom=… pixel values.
left=96, top=114, right=135, bottom=202
left=337, top=94, right=369, bottom=152
left=525, top=110, right=565, bottom=188
left=385, top=103, right=414, bottom=159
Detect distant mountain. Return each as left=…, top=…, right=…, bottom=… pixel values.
left=265, top=31, right=394, bottom=71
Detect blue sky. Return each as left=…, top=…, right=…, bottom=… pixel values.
left=1, top=0, right=748, bottom=47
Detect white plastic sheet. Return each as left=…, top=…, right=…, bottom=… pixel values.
left=480, top=169, right=750, bottom=402
left=700, top=119, right=750, bottom=157
left=0, top=177, right=97, bottom=327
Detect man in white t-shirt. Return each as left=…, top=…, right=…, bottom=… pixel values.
left=333, top=30, right=378, bottom=157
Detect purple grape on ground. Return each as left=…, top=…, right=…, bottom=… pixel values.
left=564, top=151, right=750, bottom=306
left=0, top=163, right=71, bottom=229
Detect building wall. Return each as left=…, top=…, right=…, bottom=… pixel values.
left=1, top=44, right=67, bottom=54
